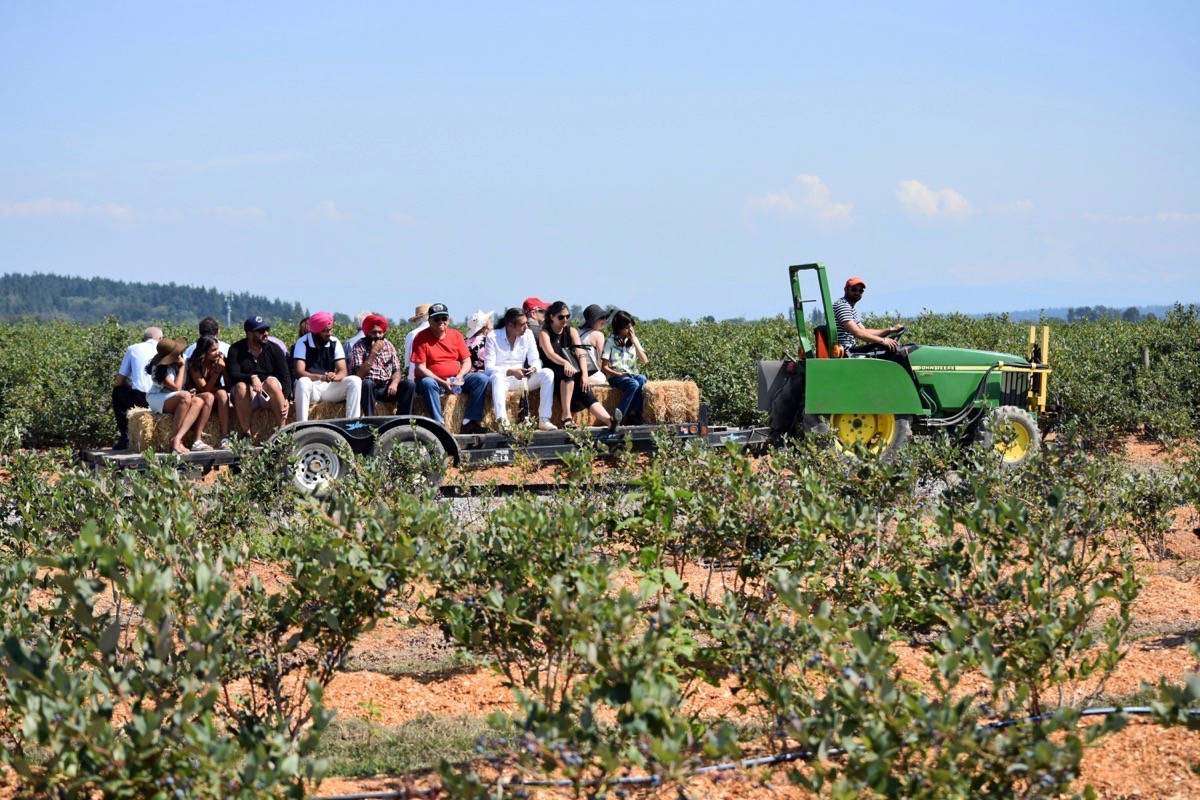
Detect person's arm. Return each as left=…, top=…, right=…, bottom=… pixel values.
left=115, top=349, right=133, bottom=387
left=329, top=341, right=348, bottom=380
left=226, top=344, right=248, bottom=385
left=628, top=326, right=649, bottom=364
left=524, top=331, right=543, bottom=373
left=163, top=367, right=186, bottom=391
left=189, top=363, right=210, bottom=392
left=600, top=339, right=624, bottom=379
left=538, top=329, right=576, bottom=374
left=483, top=333, right=499, bottom=375
left=843, top=318, right=898, bottom=351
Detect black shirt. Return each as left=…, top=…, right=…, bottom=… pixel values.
left=227, top=338, right=293, bottom=397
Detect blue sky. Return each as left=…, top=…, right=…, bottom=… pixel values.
left=2, top=2, right=1197, bottom=321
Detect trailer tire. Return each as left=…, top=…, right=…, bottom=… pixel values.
left=804, top=413, right=912, bottom=464
left=376, top=425, right=447, bottom=486
left=292, top=428, right=350, bottom=495
left=975, top=405, right=1040, bottom=468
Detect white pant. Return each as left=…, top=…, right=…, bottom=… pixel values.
left=294, top=376, right=363, bottom=421
left=490, top=368, right=554, bottom=422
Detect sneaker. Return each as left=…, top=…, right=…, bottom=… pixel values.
left=608, top=409, right=623, bottom=433
left=219, top=438, right=234, bottom=450
left=537, top=418, right=557, bottom=432
left=461, top=420, right=489, bottom=435
left=190, top=441, right=214, bottom=452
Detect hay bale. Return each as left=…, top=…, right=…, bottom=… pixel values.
left=128, top=403, right=278, bottom=452
left=643, top=380, right=700, bottom=423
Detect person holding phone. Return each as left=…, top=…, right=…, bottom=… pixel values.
left=537, top=301, right=616, bottom=430
left=485, top=307, right=557, bottom=431
left=601, top=310, right=650, bottom=426
left=227, top=315, right=292, bottom=439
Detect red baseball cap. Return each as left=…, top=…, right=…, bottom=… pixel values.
left=522, top=296, right=549, bottom=313
left=844, top=276, right=866, bottom=291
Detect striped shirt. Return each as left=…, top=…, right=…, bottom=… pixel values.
left=832, top=297, right=864, bottom=350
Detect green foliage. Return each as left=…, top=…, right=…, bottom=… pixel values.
left=0, top=458, right=446, bottom=797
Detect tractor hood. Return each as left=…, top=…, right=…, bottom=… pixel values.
left=908, top=345, right=1028, bottom=368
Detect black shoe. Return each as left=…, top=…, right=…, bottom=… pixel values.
left=114, top=437, right=129, bottom=451
left=462, top=420, right=488, bottom=435
left=625, top=411, right=644, bottom=426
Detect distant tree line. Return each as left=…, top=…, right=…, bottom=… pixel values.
left=1066, top=305, right=1154, bottom=323
left=0, top=272, right=305, bottom=325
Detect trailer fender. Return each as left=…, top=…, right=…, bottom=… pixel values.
left=804, top=358, right=925, bottom=415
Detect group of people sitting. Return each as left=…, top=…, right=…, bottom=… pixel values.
left=112, top=297, right=650, bottom=453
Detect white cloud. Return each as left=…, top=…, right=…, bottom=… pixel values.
left=308, top=201, right=349, bottom=223
left=94, top=203, right=133, bottom=220
left=209, top=205, right=267, bottom=222
left=1157, top=211, right=1200, bottom=223
left=0, top=198, right=134, bottom=220
left=1082, top=211, right=1200, bottom=224
left=0, top=197, right=83, bottom=217
left=896, top=180, right=972, bottom=218
left=751, top=174, right=853, bottom=223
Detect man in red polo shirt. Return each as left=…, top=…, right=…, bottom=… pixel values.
left=410, top=303, right=490, bottom=433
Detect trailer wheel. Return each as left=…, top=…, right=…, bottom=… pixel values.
left=292, top=428, right=349, bottom=495
left=804, top=413, right=912, bottom=464
left=975, top=406, right=1040, bottom=468
left=375, top=425, right=447, bottom=485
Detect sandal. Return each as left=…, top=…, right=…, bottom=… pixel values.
left=562, top=420, right=577, bottom=429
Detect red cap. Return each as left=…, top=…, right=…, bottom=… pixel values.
left=844, top=276, right=866, bottom=291
left=522, top=296, right=549, bottom=313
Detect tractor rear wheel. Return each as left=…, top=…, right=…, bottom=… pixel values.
left=803, top=413, right=913, bottom=463
left=975, top=405, right=1040, bottom=468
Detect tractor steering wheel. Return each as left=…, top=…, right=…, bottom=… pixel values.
left=889, top=325, right=908, bottom=342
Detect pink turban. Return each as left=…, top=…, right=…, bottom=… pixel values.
left=361, top=313, right=389, bottom=334
left=309, top=311, right=334, bottom=333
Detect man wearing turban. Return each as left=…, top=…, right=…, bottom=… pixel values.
left=348, top=313, right=415, bottom=416
left=292, top=310, right=363, bottom=421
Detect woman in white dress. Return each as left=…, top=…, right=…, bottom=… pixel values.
left=145, top=338, right=213, bottom=454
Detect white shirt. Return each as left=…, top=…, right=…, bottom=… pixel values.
left=118, top=339, right=160, bottom=394
left=293, top=332, right=347, bottom=369
left=345, top=331, right=365, bottom=354
left=404, top=320, right=429, bottom=380
left=182, top=339, right=231, bottom=361
left=484, top=329, right=542, bottom=374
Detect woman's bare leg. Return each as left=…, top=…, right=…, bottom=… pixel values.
left=166, top=395, right=201, bottom=453
left=589, top=401, right=612, bottom=426
left=193, top=392, right=215, bottom=442
left=214, top=389, right=230, bottom=436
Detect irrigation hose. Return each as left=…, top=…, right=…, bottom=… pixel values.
left=312, top=706, right=1200, bottom=800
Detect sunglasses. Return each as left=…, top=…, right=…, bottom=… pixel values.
left=554, top=313, right=570, bottom=320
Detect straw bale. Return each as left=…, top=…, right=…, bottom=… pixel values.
left=642, top=380, right=700, bottom=423
left=127, top=405, right=276, bottom=452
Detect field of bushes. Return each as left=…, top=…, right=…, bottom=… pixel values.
left=1, top=310, right=1200, bottom=798
left=0, top=307, right=1198, bottom=449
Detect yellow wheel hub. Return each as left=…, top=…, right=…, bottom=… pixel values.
left=830, top=413, right=897, bottom=455
left=993, top=420, right=1032, bottom=463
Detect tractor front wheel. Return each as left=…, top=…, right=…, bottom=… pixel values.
left=975, top=405, right=1040, bottom=468
left=804, top=413, right=913, bottom=463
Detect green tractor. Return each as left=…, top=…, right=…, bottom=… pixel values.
left=758, top=263, right=1051, bottom=466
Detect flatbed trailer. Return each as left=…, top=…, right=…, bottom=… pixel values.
left=81, top=414, right=770, bottom=493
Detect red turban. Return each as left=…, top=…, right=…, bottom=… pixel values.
left=361, top=313, right=389, bottom=334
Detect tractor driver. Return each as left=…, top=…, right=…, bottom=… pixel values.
left=833, top=276, right=905, bottom=354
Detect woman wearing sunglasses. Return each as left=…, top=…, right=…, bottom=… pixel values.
left=536, top=301, right=616, bottom=429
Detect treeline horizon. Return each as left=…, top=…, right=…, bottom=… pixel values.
left=0, top=272, right=305, bottom=325
left=0, top=271, right=1186, bottom=327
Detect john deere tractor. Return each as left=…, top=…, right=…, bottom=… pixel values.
left=758, top=263, right=1051, bottom=466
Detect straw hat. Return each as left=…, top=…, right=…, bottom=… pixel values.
left=150, top=337, right=187, bottom=367
left=409, top=303, right=432, bottom=324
